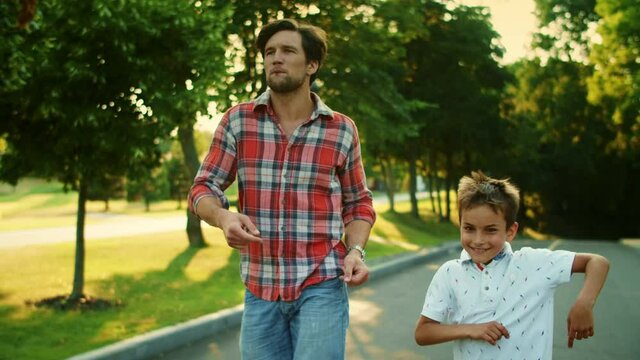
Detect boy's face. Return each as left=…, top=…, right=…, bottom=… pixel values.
left=460, top=204, right=518, bottom=264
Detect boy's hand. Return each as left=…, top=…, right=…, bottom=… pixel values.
left=468, top=321, right=510, bottom=345
left=567, top=300, right=594, bottom=348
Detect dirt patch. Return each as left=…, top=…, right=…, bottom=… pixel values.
left=25, top=294, right=123, bottom=311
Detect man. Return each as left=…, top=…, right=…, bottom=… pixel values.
left=188, top=19, right=376, bottom=359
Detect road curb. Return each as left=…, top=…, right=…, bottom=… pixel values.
left=67, top=242, right=460, bottom=360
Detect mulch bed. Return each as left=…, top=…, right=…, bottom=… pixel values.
left=25, top=294, right=123, bottom=311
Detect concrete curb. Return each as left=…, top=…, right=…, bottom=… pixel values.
left=67, top=242, right=460, bottom=360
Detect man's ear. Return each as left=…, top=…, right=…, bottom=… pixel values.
left=307, top=60, right=319, bottom=76
left=506, top=222, right=519, bottom=243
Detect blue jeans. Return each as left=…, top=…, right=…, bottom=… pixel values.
left=240, top=278, right=349, bottom=360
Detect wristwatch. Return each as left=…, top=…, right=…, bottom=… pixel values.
left=347, top=245, right=366, bottom=262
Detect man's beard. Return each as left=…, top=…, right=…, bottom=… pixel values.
left=268, top=73, right=306, bottom=93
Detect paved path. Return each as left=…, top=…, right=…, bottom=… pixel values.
left=155, top=240, right=639, bottom=360
left=0, top=193, right=430, bottom=248
left=0, top=214, right=188, bottom=248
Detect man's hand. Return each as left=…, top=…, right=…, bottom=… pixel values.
left=567, top=300, right=594, bottom=348
left=216, top=209, right=262, bottom=249
left=467, top=321, right=510, bottom=345
left=341, top=251, right=369, bottom=286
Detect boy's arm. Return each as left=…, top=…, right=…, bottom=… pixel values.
left=567, top=252, right=610, bottom=348
left=415, top=316, right=510, bottom=346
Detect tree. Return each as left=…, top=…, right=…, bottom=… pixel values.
left=501, top=0, right=640, bottom=238
left=87, top=175, right=125, bottom=211
left=394, top=1, right=509, bottom=221
left=588, top=0, right=639, bottom=157
left=131, top=0, right=232, bottom=247
left=533, top=0, right=599, bottom=59
left=0, top=0, right=229, bottom=303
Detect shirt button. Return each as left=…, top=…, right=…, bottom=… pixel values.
left=485, top=271, right=489, bottom=275
left=484, top=286, right=490, bottom=291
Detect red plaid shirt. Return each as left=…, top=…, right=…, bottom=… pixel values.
left=188, top=90, right=376, bottom=301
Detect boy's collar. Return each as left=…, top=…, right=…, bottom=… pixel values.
left=460, top=242, right=513, bottom=265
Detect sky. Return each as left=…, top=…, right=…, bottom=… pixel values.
left=456, top=0, right=538, bottom=64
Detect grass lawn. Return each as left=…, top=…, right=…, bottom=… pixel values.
left=0, top=181, right=459, bottom=359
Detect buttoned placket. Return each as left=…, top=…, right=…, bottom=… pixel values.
left=276, top=136, right=291, bottom=294
left=479, top=263, right=496, bottom=307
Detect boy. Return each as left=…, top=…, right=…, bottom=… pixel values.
left=415, top=171, right=609, bottom=359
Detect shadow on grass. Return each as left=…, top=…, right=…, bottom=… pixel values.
left=0, top=247, right=244, bottom=360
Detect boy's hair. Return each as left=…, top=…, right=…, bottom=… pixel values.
left=457, top=170, right=520, bottom=228
left=256, top=18, right=327, bottom=84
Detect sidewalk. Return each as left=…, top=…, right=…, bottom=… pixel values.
left=67, top=242, right=461, bottom=360
left=1, top=192, right=430, bottom=248
left=0, top=214, right=187, bottom=248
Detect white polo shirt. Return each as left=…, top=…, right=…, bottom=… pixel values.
left=420, top=242, right=575, bottom=360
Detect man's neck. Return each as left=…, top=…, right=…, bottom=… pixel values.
left=270, top=85, right=314, bottom=125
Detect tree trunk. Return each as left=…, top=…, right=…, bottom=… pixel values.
left=178, top=123, right=206, bottom=247
left=428, top=151, right=437, bottom=213
left=408, top=155, right=419, bottom=219
left=435, top=175, right=443, bottom=220
left=69, top=179, right=87, bottom=301
left=380, top=158, right=395, bottom=212
left=444, top=152, right=453, bottom=223
left=428, top=173, right=436, bottom=213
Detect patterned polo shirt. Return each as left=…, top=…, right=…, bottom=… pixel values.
left=188, top=89, right=376, bottom=301
left=421, top=242, right=575, bottom=360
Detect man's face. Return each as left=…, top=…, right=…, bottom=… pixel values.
left=264, top=30, right=317, bottom=93
left=460, top=205, right=517, bottom=264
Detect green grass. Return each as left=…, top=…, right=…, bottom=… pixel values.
left=0, top=178, right=239, bottom=231
left=0, top=181, right=459, bottom=359
left=0, top=229, right=243, bottom=360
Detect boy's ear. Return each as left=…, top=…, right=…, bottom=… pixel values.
left=506, top=222, right=519, bottom=243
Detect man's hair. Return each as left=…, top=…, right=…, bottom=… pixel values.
left=256, top=18, right=327, bottom=84
left=457, top=170, right=520, bottom=228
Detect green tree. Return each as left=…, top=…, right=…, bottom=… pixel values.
left=501, top=58, right=615, bottom=236
left=87, top=175, right=125, bottom=211
left=588, top=0, right=639, bottom=156
left=396, top=1, right=509, bottom=221
left=533, top=0, right=599, bottom=59
left=126, top=167, right=169, bottom=212
left=504, top=0, right=640, bottom=238
left=0, top=0, right=229, bottom=302
left=132, top=0, right=231, bottom=247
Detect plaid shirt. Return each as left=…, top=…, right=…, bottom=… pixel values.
left=188, top=90, right=376, bottom=301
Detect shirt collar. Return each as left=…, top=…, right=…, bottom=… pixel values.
left=253, top=88, right=334, bottom=120
left=460, top=242, right=513, bottom=265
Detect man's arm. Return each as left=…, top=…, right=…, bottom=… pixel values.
left=566, top=252, right=609, bottom=348
left=195, top=196, right=261, bottom=250
left=415, top=316, right=510, bottom=346
left=341, top=219, right=371, bottom=285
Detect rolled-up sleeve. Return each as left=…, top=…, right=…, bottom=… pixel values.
left=339, top=121, right=376, bottom=226
left=187, top=111, right=237, bottom=215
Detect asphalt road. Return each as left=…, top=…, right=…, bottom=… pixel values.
left=155, top=240, right=639, bottom=360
